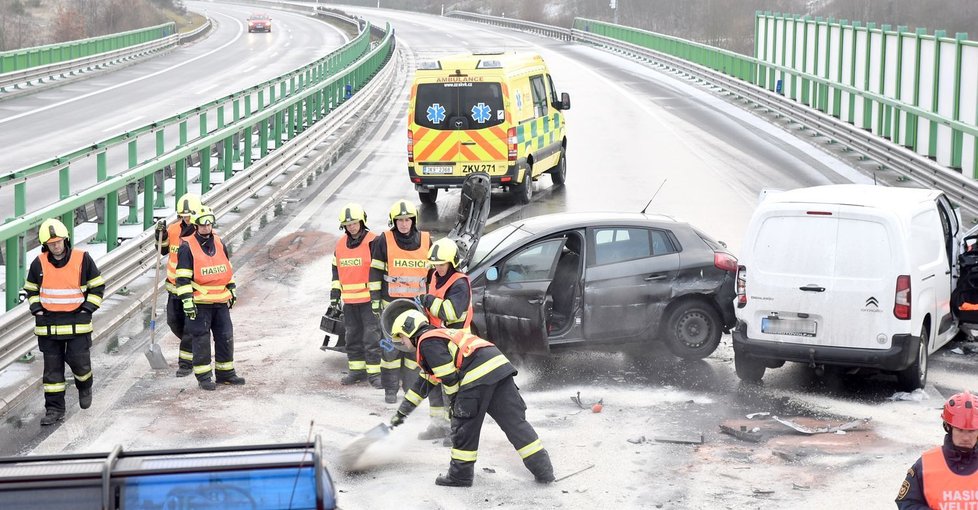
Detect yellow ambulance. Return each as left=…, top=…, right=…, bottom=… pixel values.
left=407, top=52, right=571, bottom=204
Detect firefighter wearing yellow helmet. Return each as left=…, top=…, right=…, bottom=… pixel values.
left=387, top=309, right=555, bottom=487
left=157, top=193, right=203, bottom=377
left=23, top=218, right=105, bottom=426
left=329, top=203, right=383, bottom=388
left=174, top=205, right=245, bottom=391
left=369, top=199, right=435, bottom=406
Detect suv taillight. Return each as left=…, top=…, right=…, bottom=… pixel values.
left=894, top=275, right=911, bottom=320
left=507, top=127, right=517, bottom=162
left=736, top=265, right=747, bottom=308
left=407, top=129, right=414, bottom=163
left=714, top=252, right=737, bottom=272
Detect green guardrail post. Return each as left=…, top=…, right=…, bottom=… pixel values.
left=217, top=106, right=226, bottom=174
left=244, top=125, right=253, bottom=169
left=908, top=27, right=927, bottom=151
left=154, top=129, right=166, bottom=209
left=232, top=100, right=241, bottom=163
left=176, top=121, right=188, bottom=200
left=199, top=112, right=210, bottom=192
left=819, top=18, right=831, bottom=112
left=861, top=23, right=876, bottom=130
left=5, top=217, right=21, bottom=310
left=287, top=103, right=295, bottom=139
left=259, top=119, right=269, bottom=158
left=59, top=165, right=73, bottom=242
left=832, top=20, right=847, bottom=119
left=879, top=25, right=892, bottom=136
left=801, top=16, right=812, bottom=105
left=274, top=110, right=284, bottom=149
left=94, top=151, right=108, bottom=243
left=951, top=33, right=967, bottom=170
left=125, top=140, right=139, bottom=224
left=928, top=30, right=946, bottom=160
left=893, top=26, right=909, bottom=144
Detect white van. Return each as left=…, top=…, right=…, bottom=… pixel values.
left=733, top=184, right=961, bottom=390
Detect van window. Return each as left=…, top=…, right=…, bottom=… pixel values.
left=415, top=82, right=504, bottom=130
left=529, top=75, right=548, bottom=118
left=835, top=219, right=890, bottom=278
left=753, top=216, right=890, bottom=279
left=911, top=210, right=942, bottom=267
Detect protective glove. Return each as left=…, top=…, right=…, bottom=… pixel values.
left=155, top=220, right=167, bottom=232
left=371, top=300, right=382, bottom=318
left=228, top=287, right=238, bottom=309
left=413, top=294, right=427, bottom=310
left=182, top=298, right=197, bottom=320
left=390, top=411, right=407, bottom=428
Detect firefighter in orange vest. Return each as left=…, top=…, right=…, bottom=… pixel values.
left=413, top=237, right=472, bottom=441
left=174, top=206, right=245, bottom=391
left=330, top=203, right=383, bottom=388
left=23, top=218, right=105, bottom=426
left=156, top=193, right=203, bottom=377
left=369, top=200, right=436, bottom=404
left=896, top=390, right=978, bottom=508
left=388, top=310, right=555, bottom=487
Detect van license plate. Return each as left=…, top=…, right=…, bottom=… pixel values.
left=761, top=318, right=817, bottom=337
left=422, top=166, right=453, bottom=175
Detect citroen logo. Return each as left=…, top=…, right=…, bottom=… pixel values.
left=865, top=297, right=879, bottom=308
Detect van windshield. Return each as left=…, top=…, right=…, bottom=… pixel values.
left=415, top=82, right=504, bottom=130
left=753, top=216, right=890, bottom=279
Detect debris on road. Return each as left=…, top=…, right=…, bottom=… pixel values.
left=746, top=412, right=770, bottom=420
left=654, top=433, right=704, bottom=445
left=592, top=403, right=603, bottom=413
left=951, top=347, right=965, bottom=354
left=555, top=464, right=595, bottom=483
left=720, top=424, right=763, bottom=443
left=483, top=467, right=496, bottom=473
left=888, top=388, right=929, bottom=401
left=772, top=416, right=871, bottom=435
left=627, top=436, right=646, bottom=444
left=570, top=391, right=603, bottom=410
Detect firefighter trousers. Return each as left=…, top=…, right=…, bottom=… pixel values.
left=343, top=303, right=381, bottom=377
left=381, top=350, right=445, bottom=408
left=38, top=334, right=94, bottom=413
left=166, top=293, right=192, bottom=369
left=185, top=304, right=237, bottom=382
left=447, top=375, right=553, bottom=483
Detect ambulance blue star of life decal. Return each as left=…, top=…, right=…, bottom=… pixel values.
left=426, top=103, right=446, bottom=124
left=471, top=102, right=491, bottom=123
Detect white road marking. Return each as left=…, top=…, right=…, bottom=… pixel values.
left=0, top=13, right=245, bottom=126
left=101, top=116, right=143, bottom=133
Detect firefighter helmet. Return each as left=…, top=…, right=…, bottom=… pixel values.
left=192, top=205, right=216, bottom=226
left=943, top=391, right=978, bottom=430
left=38, top=218, right=70, bottom=244
left=391, top=309, right=428, bottom=340
left=338, top=203, right=367, bottom=229
left=176, top=193, right=202, bottom=218
left=388, top=200, right=417, bottom=226
left=428, top=238, right=459, bottom=268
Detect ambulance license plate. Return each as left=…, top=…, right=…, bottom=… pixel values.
left=761, top=317, right=816, bottom=337
left=422, top=166, right=453, bottom=175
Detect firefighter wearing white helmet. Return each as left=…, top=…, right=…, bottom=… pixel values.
left=329, top=203, right=383, bottom=388
left=158, top=193, right=203, bottom=377
left=23, top=218, right=105, bottom=426
left=174, top=206, right=245, bottom=391
left=369, top=199, right=436, bottom=405
left=387, top=309, right=555, bottom=487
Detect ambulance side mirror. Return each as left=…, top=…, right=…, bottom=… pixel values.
left=556, top=92, right=571, bottom=111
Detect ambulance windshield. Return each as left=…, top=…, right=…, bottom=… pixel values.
left=415, top=82, right=504, bottom=130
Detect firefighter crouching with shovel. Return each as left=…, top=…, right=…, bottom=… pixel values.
left=384, top=307, right=555, bottom=487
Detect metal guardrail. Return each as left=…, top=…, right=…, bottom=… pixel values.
left=0, top=20, right=398, bottom=372
left=445, top=11, right=978, bottom=218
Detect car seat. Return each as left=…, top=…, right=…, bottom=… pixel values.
left=547, top=235, right=581, bottom=333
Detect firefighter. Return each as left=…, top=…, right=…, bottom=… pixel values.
left=896, top=390, right=978, bottom=508
left=369, top=199, right=436, bottom=405
left=23, top=218, right=105, bottom=426
left=388, top=310, right=555, bottom=487
left=330, top=203, right=383, bottom=388
left=157, top=193, right=203, bottom=377
left=413, top=237, right=472, bottom=440
left=174, top=206, right=245, bottom=391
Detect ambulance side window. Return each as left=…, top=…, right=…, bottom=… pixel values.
left=547, top=75, right=559, bottom=107
left=529, top=75, right=548, bottom=119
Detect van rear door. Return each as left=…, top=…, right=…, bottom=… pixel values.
left=745, top=206, right=895, bottom=350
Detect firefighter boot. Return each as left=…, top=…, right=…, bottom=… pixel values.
left=218, top=374, right=246, bottom=386
left=385, top=389, right=398, bottom=404
left=435, top=474, right=473, bottom=487
left=40, top=409, right=65, bottom=426
left=525, top=449, right=555, bottom=483
left=368, top=374, right=384, bottom=389
left=175, top=366, right=193, bottom=378
left=198, top=379, right=217, bottom=391
left=78, top=388, right=92, bottom=410
left=340, top=371, right=367, bottom=385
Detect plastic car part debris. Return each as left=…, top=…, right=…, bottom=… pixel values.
left=719, top=424, right=763, bottom=443
left=653, top=434, right=704, bottom=445
left=627, top=436, right=646, bottom=444
left=771, top=416, right=871, bottom=435
left=570, top=391, right=603, bottom=409
left=746, top=412, right=770, bottom=420
left=554, top=464, right=595, bottom=483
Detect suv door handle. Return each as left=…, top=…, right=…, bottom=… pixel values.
left=645, top=274, right=667, bottom=281
left=799, top=285, right=825, bottom=292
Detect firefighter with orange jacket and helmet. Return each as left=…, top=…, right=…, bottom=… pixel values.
left=387, top=309, right=555, bottom=487
left=896, top=390, right=978, bottom=508
left=156, top=193, right=203, bottom=377
left=330, top=203, right=383, bottom=388
left=174, top=206, right=245, bottom=391
left=23, top=218, right=105, bottom=426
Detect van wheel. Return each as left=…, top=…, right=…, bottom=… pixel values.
left=663, top=302, right=721, bottom=360
left=734, top=351, right=766, bottom=382
left=513, top=174, right=533, bottom=204
left=419, top=189, right=438, bottom=205
left=550, top=149, right=567, bottom=186
left=897, top=326, right=929, bottom=391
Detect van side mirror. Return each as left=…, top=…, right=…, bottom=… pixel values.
left=558, top=92, right=571, bottom=110
left=486, top=267, right=499, bottom=281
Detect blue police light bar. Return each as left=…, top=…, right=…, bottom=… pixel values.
left=0, top=436, right=336, bottom=510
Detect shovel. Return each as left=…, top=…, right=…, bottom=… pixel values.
left=339, top=423, right=392, bottom=471
left=144, top=226, right=169, bottom=370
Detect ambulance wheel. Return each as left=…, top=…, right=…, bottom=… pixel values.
left=419, top=189, right=438, bottom=204
left=513, top=175, right=533, bottom=204
left=896, top=326, right=928, bottom=391
left=550, top=149, right=567, bottom=186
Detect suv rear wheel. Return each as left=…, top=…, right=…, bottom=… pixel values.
left=663, top=301, right=721, bottom=360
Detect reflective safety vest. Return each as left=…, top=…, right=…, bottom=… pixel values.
left=335, top=231, right=376, bottom=304
left=186, top=234, right=233, bottom=304
left=415, top=329, right=493, bottom=384
left=922, top=446, right=978, bottom=507
left=38, top=251, right=86, bottom=312
left=427, top=271, right=472, bottom=331
left=166, top=221, right=190, bottom=294
left=384, top=230, right=430, bottom=298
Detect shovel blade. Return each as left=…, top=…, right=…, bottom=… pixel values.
left=339, top=423, right=391, bottom=471
left=144, top=343, right=169, bottom=370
